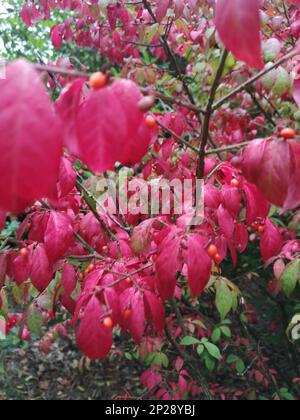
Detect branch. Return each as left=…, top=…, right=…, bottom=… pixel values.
left=212, top=49, right=297, bottom=111
left=197, top=49, right=229, bottom=179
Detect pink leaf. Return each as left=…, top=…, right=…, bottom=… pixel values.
left=0, top=211, right=6, bottom=231
left=284, top=140, right=300, bottom=211
left=293, top=78, right=300, bottom=108
left=57, top=157, right=77, bottom=198
left=140, top=368, right=162, bottom=391
left=156, top=0, right=171, bottom=22
left=0, top=61, right=62, bottom=213
left=130, top=291, right=145, bottom=343
left=217, top=205, right=235, bottom=239
left=187, top=235, right=212, bottom=297
left=76, top=79, right=150, bottom=174
left=76, top=296, right=113, bottom=360
left=51, top=25, right=63, bottom=50
left=260, top=219, right=282, bottom=262
left=30, top=244, right=53, bottom=292
left=215, top=0, right=264, bottom=69
left=44, top=211, right=73, bottom=261
left=144, top=290, right=165, bottom=332
left=156, top=232, right=181, bottom=300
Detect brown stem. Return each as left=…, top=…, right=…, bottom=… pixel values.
left=197, top=49, right=229, bottom=179
left=212, top=49, right=297, bottom=111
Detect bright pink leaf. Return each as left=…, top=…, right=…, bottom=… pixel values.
left=260, top=219, right=283, bottom=262
left=76, top=79, right=151, bottom=174
left=156, top=232, right=181, bottom=300
left=30, top=244, right=53, bottom=292
left=144, top=291, right=165, bottom=332
left=57, top=157, right=77, bottom=198
left=0, top=61, right=62, bottom=213
left=156, top=0, right=171, bottom=22
left=130, top=291, right=145, bottom=343
left=215, top=0, right=264, bottom=69
left=187, top=235, right=212, bottom=297
left=76, top=296, right=113, bottom=360
left=44, top=211, right=73, bottom=261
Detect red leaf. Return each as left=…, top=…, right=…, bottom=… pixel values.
left=55, top=78, right=86, bottom=155
left=293, top=78, right=300, bottom=108
left=44, top=211, right=73, bottom=261
left=217, top=205, right=235, bottom=239
left=61, top=262, right=77, bottom=296
left=260, top=219, right=282, bottom=262
left=51, top=25, right=63, bottom=50
left=76, top=79, right=150, bottom=173
left=243, top=182, right=269, bottom=225
left=0, top=254, right=7, bottom=288
left=187, top=235, right=212, bottom=297
left=284, top=140, right=300, bottom=211
left=12, top=254, right=30, bottom=286
left=156, top=0, right=171, bottom=22
left=30, top=244, right=53, bottom=292
left=144, top=291, right=165, bottom=332
left=156, top=231, right=181, bottom=300
left=215, top=0, right=264, bottom=69
left=0, top=211, right=6, bottom=231
left=140, top=368, right=162, bottom=391
left=130, top=291, right=145, bottom=343
left=0, top=61, right=62, bottom=213
left=76, top=296, right=113, bottom=360
left=57, top=157, right=76, bottom=198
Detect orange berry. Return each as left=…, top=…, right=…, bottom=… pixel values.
left=230, top=179, right=240, bottom=188
left=79, top=273, right=84, bottom=281
left=214, top=254, right=222, bottom=265
left=257, top=225, right=265, bottom=234
left=280, top=128, right=296, bottom=139
left=145, top=115, right=156, bottom=128
left=103, top=317, right=114, bottom=329
left=125, top=277, right=133, bottom=286
left=26, top=223, right=32, bottom=230
left=123, top=309, right=131, bottom=320
left=84, top=269, right=89, bottom=276
left=20, top=247, right=29, bottom=257
left=102, top=245, right=108, bottom=254
left=207, top=244, right=218, bottom=258
left=89, top=72, right=107, bottom=90
left=87, top=264, right=95, bottom=273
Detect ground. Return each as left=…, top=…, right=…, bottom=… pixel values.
left=0, top=337, right=143, bottom=400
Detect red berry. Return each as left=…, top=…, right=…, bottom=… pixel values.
left=230, top=179, right=240, bottom=188
left=103, top=317, right=114, bottom=329
left=151, top=254, right=158, bottom=263
left=214, top=254, right=222, bottom=265
left=207, top=244, right=218, bottom=258
left=89, top=72, right=107, bottom=90
left=145, top=115, right=156, bottom=128
left=257, top=225, right=265, bottom=234
left=20, top=247, right=29, bottom=257
left=280, top=128, right=296, bottom=139
left=125, top=277, right=133, bottom=286
left=79, top=273, right=84, bottom=281
left=21, top=328, right=31, bottom=342
left=123, top=309, right=131, bottom=320
left=102, top=245, right=108, bottom=254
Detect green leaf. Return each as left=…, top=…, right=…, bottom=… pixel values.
left=216, top=280, right=233, bottom=321
left=197, top=344, right=205, bottom=357
left=220, top=326, right=231, bottom=338
left=27, top=305, right=44, bottom=337
left=280, top=259, right=300, bottom=297
left=211, top=328, right=221, bottom=343
left=180, top=336, right=201, bottom=346
left=204, top=342, right=222, bottom=360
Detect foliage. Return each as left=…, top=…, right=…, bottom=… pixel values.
left=0, top=0, right=300, bottom=401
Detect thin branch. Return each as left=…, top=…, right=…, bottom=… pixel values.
left=197, top=49, right=229, bottom=179
left=212, top=49, right=297, bottom=111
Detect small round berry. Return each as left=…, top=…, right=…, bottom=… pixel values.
left=20, top=247, right=29, bottom=257
left=145, top=115, right=156, bottom=128
left=125, top=277, right=133, bottom=286
left=87, top=264, right=95, bottom=273
left=21, top=328, right=31, bottom=342
left=89, top=72, right=107, bottom=90
left=103, top=317, right=114, bottom=329
left=207, top=244, right=218, bottom=258
left=257, top=225, right=265, bottom=234
left=102, top=245, right=109, bottom=254
left=151, top=254, right=158, bottom=263
left=280, top=128, right=296, bottom=139
left=214, top=254, right=222, bottom=265
left=230, top=179, right=240, bottom=188
left=123, top=309, right=131, bottom=320
left=79, top=273, right=84, bottom=281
